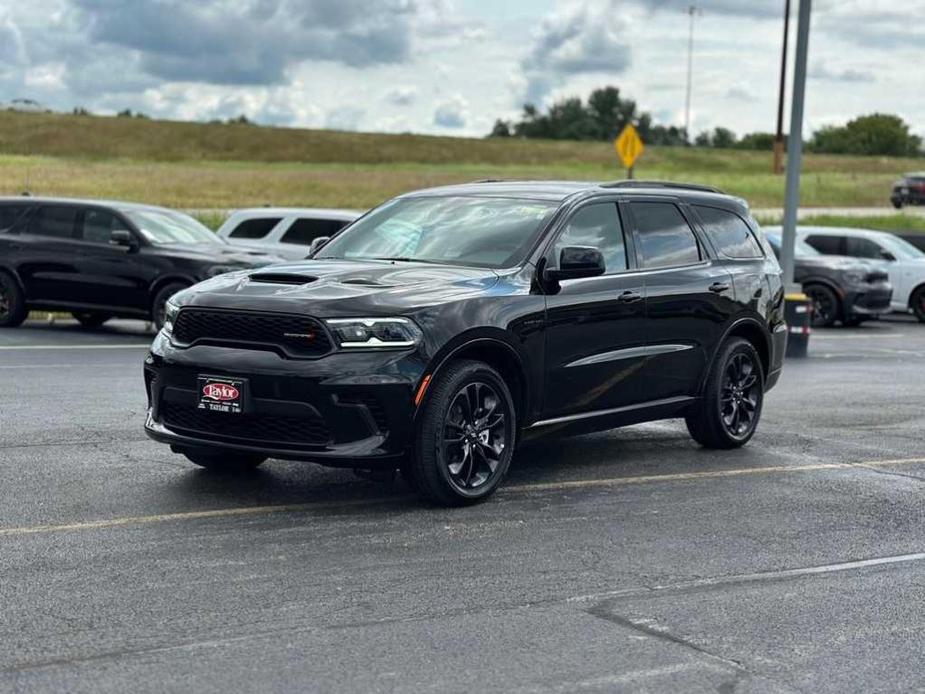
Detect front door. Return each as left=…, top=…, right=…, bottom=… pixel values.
left=543, top=201, right=648, bottom=419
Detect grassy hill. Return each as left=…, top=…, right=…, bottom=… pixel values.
left=0, top=110, right=921, bottom=210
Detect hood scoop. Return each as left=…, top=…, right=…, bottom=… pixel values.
left=340, top=277, right=385, bottom=287
left=249, top=272, right=318, bottom=286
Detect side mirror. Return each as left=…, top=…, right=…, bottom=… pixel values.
left=545, top=246, right=606, bottom=282
left=308, top=236, right=330, bottom=256
left=110, top=229, right=138, bottom=251
left=880, top=250, right=896, bottom=262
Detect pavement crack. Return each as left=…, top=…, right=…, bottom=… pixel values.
left=855, top=464, right=925, bottom=484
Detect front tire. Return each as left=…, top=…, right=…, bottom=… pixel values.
left=152, top=282, right=187, bottom=330
left=72, top=311, right=111, bottom=328
left=804, top=284, right=840, bottom=327
left=0, top=272, right=27, bottom=328
left=405, top=359, right=516, bottom=506
left=911, top=286, right=925, bottom=323
left=686, top=337, right=764, bottom=449
left=181, top=449, right=266, bottom=472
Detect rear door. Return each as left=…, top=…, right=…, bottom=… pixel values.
left=15, top=204, right=83, bottom=302
left=543, top=200, right=649, bottom=419
left=626, top=199, right=737, bottom=401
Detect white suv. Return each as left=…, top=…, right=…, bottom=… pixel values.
left=217, top=208, right=361, bottom=260
left=800, top=226, right=925, bottom=321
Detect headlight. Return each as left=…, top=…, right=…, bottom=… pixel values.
left=163, top=298, right=180, bottom=336
left=324, top=317, right=423, bottom=349
left=205, top=265, right=241, bottom=278
left=842, top=271, right=865, bottom=286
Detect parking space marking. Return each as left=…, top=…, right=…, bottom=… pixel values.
left=0, top=344, right=151, bottom=351
left=1, top=457, right=923, bottom=539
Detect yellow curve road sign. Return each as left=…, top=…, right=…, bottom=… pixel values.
left=614, top=125, right=644, bottom=170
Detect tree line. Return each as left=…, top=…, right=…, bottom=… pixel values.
left=489, top=86, right=923, bottom=157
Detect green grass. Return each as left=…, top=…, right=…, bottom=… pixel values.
left=1, top=110, right=922, bottom=210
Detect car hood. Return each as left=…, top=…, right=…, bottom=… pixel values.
left=176, top=258, right=501, bottom=316
left=155, top=242, right=284, bottom=265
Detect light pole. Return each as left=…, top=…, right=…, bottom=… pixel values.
left=780, top=0, right=811, bottom=292
left=773, top=0, right=792, bottom=174
left=683, top=5, right=702, bottom=143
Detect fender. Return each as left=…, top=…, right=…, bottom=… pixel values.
left=799, top=276, right=843, bottom=298
left=0, top=263, right=25, bottom=291
left=413, top=329, right=532, bottom=426
left=699, top=315, right=772, bottom=394
left=148, top=274, right=197, bottom=297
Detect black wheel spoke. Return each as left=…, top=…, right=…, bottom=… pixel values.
left=442, top=379, right=509, bottom=491
left=719, top=348, right=762, bottom=440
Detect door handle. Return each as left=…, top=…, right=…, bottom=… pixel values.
left=709, top=282, right=731, bottom=293
left=617, top=290, right=642, bottom=303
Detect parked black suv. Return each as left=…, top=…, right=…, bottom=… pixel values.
left=891, top=172, right=925, bottom=209
left=144, top=181, right=786, bottom=505
left=0, top=197, right=281, bottom=329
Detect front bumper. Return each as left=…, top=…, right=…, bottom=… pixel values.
left=845, top=286, right=893, bottom=317
left=143, top=332, right=426, bottom=468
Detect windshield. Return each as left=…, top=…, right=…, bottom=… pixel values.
left=764, top=232, right=820, bottom=258
left=122, top=209, right=222, bottom=245
left=882, top=234, right=925, bottom=260
left=316, top=196, right=558, bottom=268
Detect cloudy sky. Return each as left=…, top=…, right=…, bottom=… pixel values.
left=1, top=0, right=922, bottom=139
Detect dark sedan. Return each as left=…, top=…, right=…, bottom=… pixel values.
left=764, top=228, right=892, bottom=326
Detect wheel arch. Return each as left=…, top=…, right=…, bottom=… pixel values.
left=714, top=317, right=772, bottom=386
left=0, top=264, right=25, bottom=292
left=907, top=282, right=925, bottom=310
left=415, top=334, right=530, bottom=428
left=148, top=275, right=196, bottom=308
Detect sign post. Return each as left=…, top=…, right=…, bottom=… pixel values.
left=614, top=125, right=644, bottom=179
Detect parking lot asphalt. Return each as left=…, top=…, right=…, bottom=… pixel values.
left=1, top=317, right=924, bottom=693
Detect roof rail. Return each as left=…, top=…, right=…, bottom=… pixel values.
left=601, top=180, right=725, bottom=194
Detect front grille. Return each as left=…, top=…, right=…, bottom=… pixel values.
left=161, top=401, right=331, bottom=447
left=173, top=309, right=331, bottom=357
left=865, top=271, right=889, bottom=284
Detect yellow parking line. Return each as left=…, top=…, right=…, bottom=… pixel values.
left=1, top=457, right=923, bottom=538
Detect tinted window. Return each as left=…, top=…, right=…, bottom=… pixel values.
left=81, top=209, right=122, bottom=244
left=0, top=204, right=29, bottom=230
left=804, top=235, right=845, bottom=255
left=695, top=205, right=763, bottom=259
left=28, top=206, right=79, bottom=239
left=631, top=202, right=701, bottom=269
left=554, top=203, right=627, bottom=274
left=228, top=217, right=281, bottom=239
left=845, top=236, right=886, bottom=260
left=281, top=218, right=347, bottom=245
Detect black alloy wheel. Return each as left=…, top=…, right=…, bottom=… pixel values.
left=804, top=285, right=839, bottom=327
left=442, top=381, right=508, bottom=492
left=686, top=337, right=764, bottom=449
left=0, top=272, right=27, bottom=328
left=719, top=352, right=761, bottom=440
left=405, top=359, right=516, bottom=506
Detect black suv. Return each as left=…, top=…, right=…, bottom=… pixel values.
left=144, top=181, right=786, bottom=506
left=0, top=197, right=281, bottom=329
left=891, top=172, right=925, bottom=209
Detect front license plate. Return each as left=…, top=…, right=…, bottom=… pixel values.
left=197, top=375, right=248, bottom=414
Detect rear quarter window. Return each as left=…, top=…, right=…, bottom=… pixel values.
left=694, top=205, right=764, bottom=259
left=228, top=217, right=281, bottom=239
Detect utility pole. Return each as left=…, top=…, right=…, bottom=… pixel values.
left=773, top=0, right=791, bottom=174
left=683, top=5, right=701, bottom=143
left=780, top=0, right=812, bottom=291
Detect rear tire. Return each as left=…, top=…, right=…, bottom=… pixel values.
left=0, top=272, right=27, bottom=328
left=892, top=200, right=903, bottom=210
left=72, top=312, right=111, bottom=328
left=405, top=359, right=516, bottom=506
left=181, top=449, right=266, bottom=472
left=152, top=282, right=187, bottom=330
left=911, top=286, right=925, bottom=323
left=804, top=284, right=840, bottom=327
left=686, top=337, right=764, bottom=450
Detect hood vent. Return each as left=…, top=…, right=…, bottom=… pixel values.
left=249, top=273, right=317, bottom=285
